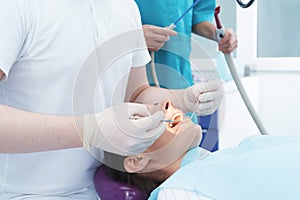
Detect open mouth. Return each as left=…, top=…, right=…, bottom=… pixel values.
left=168, top=113, right=183, bottom=129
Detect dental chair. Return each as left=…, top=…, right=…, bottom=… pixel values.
left=94, top=165, right=148, bottom=200
left=94, top=112, right=218, bottom=199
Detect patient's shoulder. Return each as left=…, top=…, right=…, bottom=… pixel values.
left=239, top=135, right=300, bottom=149
left=158, top=188, right=212, bottom=200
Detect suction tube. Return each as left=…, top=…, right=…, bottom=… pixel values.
left=215, top=6, right=268, bottom=135
left=151, top=51, right=160, bottom=88
left=224, top=54, right=268, bottom=135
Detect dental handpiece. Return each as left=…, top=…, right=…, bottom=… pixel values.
left=129, top=116, right=180, bottom=123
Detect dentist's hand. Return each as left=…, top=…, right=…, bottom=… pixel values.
left=218, top=28, right=238, bottom=54
left=82, top=103, right=166, bottom=156
left=142, top=25, right=177, bottom=52
left=183, top=80, right=224, bottom=116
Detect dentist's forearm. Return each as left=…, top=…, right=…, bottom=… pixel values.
left=0, top=104, right=83, bottom=153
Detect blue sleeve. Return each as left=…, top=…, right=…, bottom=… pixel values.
left=192, top=0, right=216, bottom=25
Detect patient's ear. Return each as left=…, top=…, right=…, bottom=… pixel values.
left=124, top=154, right=150, bottom=173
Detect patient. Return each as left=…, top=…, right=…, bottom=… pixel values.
left=104, top=100, right=300, bottom=200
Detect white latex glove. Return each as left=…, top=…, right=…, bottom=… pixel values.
left=183, top=80, right=224, bottom=116
left=142, top=25, right=177, bottom=52
left=82, top=103, right=166, bottom=156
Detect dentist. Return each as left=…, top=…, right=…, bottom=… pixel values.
left=0, top=0, right=165, bottom=199
left=0, top=0, right=223, bottom=199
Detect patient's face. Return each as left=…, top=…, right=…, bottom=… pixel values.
left=145, top=100, right=202, bottom=153
left=128, top=100, right=203, bottom=180
left=124, top=100, right=202, bottom=180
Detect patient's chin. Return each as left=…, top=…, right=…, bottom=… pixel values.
left=176, top=120, right=203, bottom=149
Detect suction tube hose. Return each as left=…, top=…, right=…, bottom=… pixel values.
left=224, top=54, right=268, bottom=135
left=151, top=51, right=160, bottom=88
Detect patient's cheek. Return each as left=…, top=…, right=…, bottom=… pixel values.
left=145, top=130, right=176, bottom=152
left=189, top=125, right=203, bottom=149
left=166, top=126, right=176, bottom=134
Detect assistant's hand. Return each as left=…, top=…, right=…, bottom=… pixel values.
left=218, top=28, right=238, bottom=54
left=143, top=25, right=177, bottom=52
left=183, top=80, right=224, bottom=116
left=82, top=103, right=166, bottom=156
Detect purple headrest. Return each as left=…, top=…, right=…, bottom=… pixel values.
left=94, top=165, right=148, bottom=200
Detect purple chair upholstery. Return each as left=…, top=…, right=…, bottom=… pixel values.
left=94, top=165, right=148, bottom=200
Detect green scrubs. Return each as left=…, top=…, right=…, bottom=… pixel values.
left=135, top=0, right=215, bottom=89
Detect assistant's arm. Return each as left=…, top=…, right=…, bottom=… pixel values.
left=0, top=103, right=83, bottom=153
left=192, top=22, right=237, bottom=54
left=192, top=21, right=218, bottom=42
left=191, top=0, right=237, bottom=54
left=142, top=25, right=177, bottom=52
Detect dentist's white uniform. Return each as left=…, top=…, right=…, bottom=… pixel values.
left=0, top=0, right=150, bottom=199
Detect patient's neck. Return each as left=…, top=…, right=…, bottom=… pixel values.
left=141, top=152, right=188, bottom=182
left=162, top=152, right=188, bottom=179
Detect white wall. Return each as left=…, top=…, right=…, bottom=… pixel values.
left=218, top=77, right=260, bottom=149
left=257, top=72, right=300, bottom=136
left=217, top=71, right=300, bottom=149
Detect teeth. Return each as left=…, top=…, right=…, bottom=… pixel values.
left=169, top=115, right=182, bottom=128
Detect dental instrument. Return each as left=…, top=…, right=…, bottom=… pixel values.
left=214, top=6, right=268, bottom=135
left=150, top=0, right=202, bottom=87
left=169, top=0, right=202, bottom=29
left=129, top=116, right=181, bottom=123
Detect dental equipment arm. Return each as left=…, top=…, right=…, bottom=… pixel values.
left=214, top=6, right=268, bottom=135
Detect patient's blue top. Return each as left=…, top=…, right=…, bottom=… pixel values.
left=150, top=135, right=300, bottom=200
left=134, top=0, right=215, bottom=89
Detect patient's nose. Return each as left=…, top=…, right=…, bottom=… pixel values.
left=163, top=101, right=174, bottom=111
